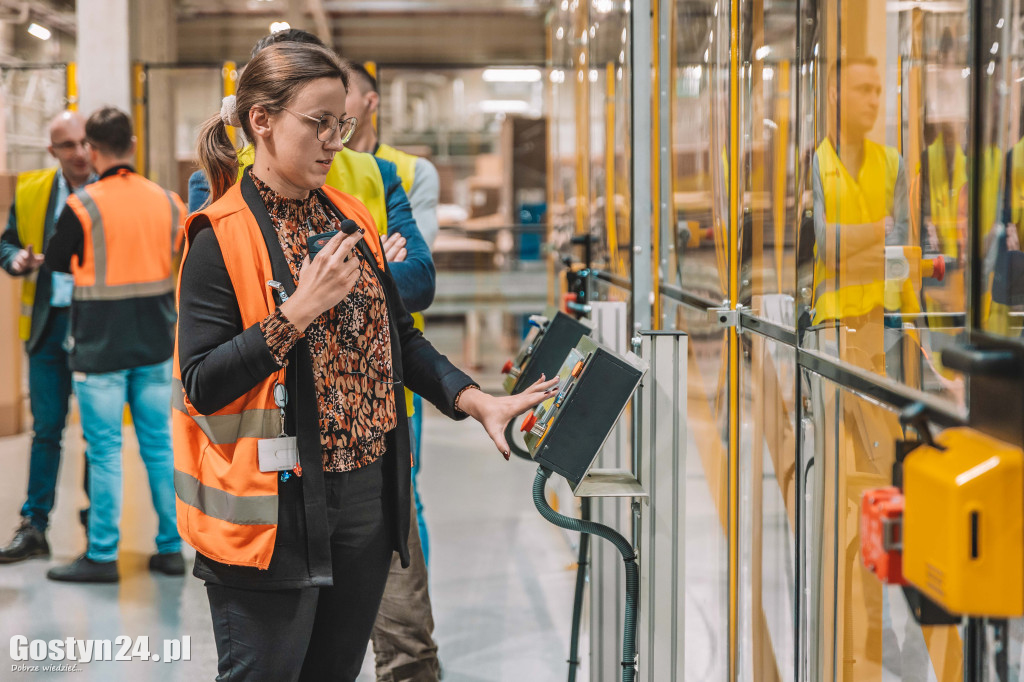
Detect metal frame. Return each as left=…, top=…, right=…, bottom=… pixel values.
left=630, top=0, right=654, bottom=333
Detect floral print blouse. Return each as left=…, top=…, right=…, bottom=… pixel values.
left=253, top=173, right=397, bottom=473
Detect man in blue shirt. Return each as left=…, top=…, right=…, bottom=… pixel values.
left=0, top=111, right=96, bottom=562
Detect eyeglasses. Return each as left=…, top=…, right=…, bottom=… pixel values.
left=52, top=140, right=87, bottom=152
left=282, top=109, right=357, bottom=144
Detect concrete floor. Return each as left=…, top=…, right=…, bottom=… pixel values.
left=0, top=314, right=586, bottom=681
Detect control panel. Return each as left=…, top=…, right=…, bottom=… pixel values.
left=501, top=309, right=593, bottom=395
left=522, top=336, right=647, bottom=488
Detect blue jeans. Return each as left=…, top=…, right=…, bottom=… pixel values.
left=73, top=359, right=180, bottom=562
left=22, top=309, right=73, bottom=532
left=410, top=393, right=429, bottom=567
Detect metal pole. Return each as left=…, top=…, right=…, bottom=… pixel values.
left=630, top=0, right=654, bottom=333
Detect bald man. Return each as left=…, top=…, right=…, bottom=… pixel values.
left=0, top=111, right=95, bottom=562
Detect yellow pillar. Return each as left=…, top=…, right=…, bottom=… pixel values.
left=132, top=62, right=146, bottom=177
left=66, top=62, right=78, bottom=111
left=222, top=61, right=238, bottom=145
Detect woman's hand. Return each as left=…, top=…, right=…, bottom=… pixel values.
left=279, top=229, right=364, bottom=331
left=455, top=375, right=560, bottom=460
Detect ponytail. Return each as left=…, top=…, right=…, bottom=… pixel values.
left=195, top=42, right=347, bottom=206
left=196, top=113, right=238, bottom=206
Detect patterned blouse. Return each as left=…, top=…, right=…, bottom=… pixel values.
left=253, top=173, right=398, bottom=473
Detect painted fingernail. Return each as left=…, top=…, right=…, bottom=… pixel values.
left=503, top=450, right=510, bottom=461
left=358, top=228, right=365, bottom=234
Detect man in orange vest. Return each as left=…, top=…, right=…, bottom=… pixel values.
left=44, top=107, right=187, bottom=583
left=344, top=59, right=446, bottom=681
left=0, top=111, right=94, bottom=563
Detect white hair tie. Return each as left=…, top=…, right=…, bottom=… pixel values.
left=220, top=95, right=241, bottom=127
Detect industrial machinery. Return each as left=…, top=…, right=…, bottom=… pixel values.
left=525, top=336, right=647, bottom=682
left=861, top=404, right=1024, bottom=624
left=501, top=309, right=593, bottom=395
left=500, top=309, right=592, bottom=460
left=522, top=336, right=647, bottom=490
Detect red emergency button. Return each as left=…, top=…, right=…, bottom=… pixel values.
left=571, top=360, right=584, bottom=378
left=521, top=413, right=537, bottom=433
left=501, top=360, right=514, bottom=374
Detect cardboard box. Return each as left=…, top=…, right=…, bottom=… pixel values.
left=0, top=171, right=24, bottom=436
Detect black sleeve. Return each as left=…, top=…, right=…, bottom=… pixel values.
left=373, top=247, right=476, bottom=419
left=177, top=226, right=283, bottom=415
left=44, top=203, right=85, bottom=273
left=0, top=204, right=22, bottom=274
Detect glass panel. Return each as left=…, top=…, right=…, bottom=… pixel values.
left=662, top=298, right=729, bottom=679
left=738, top=3, right=799, bottom=326
left=144, top=66, right=221, bottom=198
left=738, top=334, right=797, bottom=682
left=589, top=3, right=631, bottom=281
left=1, top=66, right=68, bottom=172
left=799, top=371, right=963, bottom=681
left=797, top=1, right=970, bottom=411
left=979, top=0, right=1024, bottom=338
left=671, top=0, right=730, bottom=302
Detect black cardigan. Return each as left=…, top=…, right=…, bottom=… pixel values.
left=177, top=171, right=475, bottom=589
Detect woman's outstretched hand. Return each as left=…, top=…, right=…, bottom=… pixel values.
left=455, top=375, right=561, bottom=460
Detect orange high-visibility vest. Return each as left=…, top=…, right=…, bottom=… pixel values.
left=65, top=169, right=183, bottom=301
left=172, top=181, right=383, bottom=570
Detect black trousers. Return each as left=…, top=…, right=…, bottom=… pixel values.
left=206, top=458, right=393, bottom=681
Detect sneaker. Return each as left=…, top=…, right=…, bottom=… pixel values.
left=0, top=518, right=50, bottom=564
left=148, top=552, right=185, bottom=576
left=46, top=555, right=118, bottom=583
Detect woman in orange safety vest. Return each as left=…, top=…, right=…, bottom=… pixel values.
left=174, top=42, right=557, bottom=681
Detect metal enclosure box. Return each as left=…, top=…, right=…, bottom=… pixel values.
left=523, top=336, right=647, bottom=487
left=502, top=309, right=592, bottom=394
left=903, top=428, right=1024, bottom=617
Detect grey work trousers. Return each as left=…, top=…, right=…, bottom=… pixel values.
left=371, top=484, right=440, bottom=682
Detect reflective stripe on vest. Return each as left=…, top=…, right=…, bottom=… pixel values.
left=69, top=186, right=180, bottom=301
left=14, top=168, right=58, bottom=341
left=812, top=138, right=899, bottom=324
left=173, top=180, right=384, bottom=569
left=174, top=469, right=277, bottom=526
left=237, top=145, right=388, bottom=235
left=375, top=143, right=416, bottom=196
left=171, top=378, right=279, bottom=444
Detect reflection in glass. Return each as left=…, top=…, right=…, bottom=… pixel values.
left=809, top=55, right=910, bottom=377
left=800, top=372, right=962, bottom=681
left=739, top=335, right=797, bottom=682
left=671, top=0, right=729, bottom=302
left=662, top=299, right=729, bottom=680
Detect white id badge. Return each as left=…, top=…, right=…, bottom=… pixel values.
left=258, top=437, right=298, bottom=472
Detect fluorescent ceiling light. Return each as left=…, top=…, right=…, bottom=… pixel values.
left=270, top=21, right=291, bottom=33
left=479, top=99, right=532, bottom=114
left=27, top=23, right=52, bottom=41
left=482, top=68, right=542, bottom=83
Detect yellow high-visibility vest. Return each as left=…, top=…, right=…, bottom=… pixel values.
left=375, top=143, right=416, bottom=196
left=812, top=138, right=900, bottom=324
left=14, top=168, right=58, bottom=341
left=924, top=135, right=966, bottom=258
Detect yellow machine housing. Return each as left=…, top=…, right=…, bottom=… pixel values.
left=903, top=427, right=1024, bottom=617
